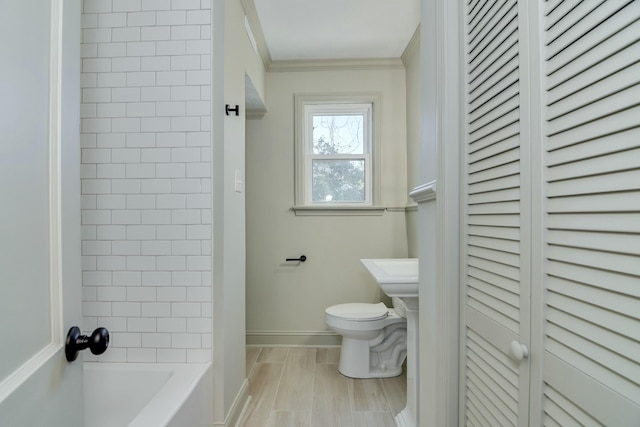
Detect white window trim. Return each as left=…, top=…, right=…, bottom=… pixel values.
left=293, top=93, right=383, bottom=215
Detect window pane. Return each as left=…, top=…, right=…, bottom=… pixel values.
left=312, top=115, right=364, bottom=154
left=312, top=159, right=365, bottom=202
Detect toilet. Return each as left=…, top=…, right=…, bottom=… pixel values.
left=325, top=297, right=408, bottom=378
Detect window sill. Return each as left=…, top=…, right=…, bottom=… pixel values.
left=291, top=205, right=387, bottom=216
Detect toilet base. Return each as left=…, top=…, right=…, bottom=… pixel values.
left=338, top=363, right=403, bottom=379
left=337, top=332, right=406, bottom=379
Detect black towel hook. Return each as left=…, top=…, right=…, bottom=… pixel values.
left=225, top=104, right=239, bottom=116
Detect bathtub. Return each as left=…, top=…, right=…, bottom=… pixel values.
left=83, top=362, right=212, bottom=427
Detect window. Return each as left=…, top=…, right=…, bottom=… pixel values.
left=294, top=94, right=381, bottom=213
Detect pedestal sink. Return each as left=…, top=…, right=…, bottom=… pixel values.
left=361, top=259, right=419, bottom=427
left=360, top=258, right=418, bottom=298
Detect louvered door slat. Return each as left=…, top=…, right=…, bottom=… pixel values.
left=470, top=108, right=519, bottom=147
left=547, top=84, right=640, bottom=136
left=469, top=125, right=519, bottom=156
left=469, top=33, right=518, bottom=91
left=547, top=229, right=640, bottom=256
left=468, top=201, right=520, bottom=216
left=470, top=55, right=519, bottom=102
left=544, top=0, right=582, bottom=31
left=468, top=0, right=496, bottom=31
left=469, top=81, right=519, bottom=124
left=542, top=414, right=565, bottom=427
left=548, top=14, right=639, bottom=89
left=469, top=1, right=517, bottom=58
left=468, top=245, right=520, bottom=267
left=468, top=187, right=520, bottom=205
left=547, top=127, right=640, bottom=165
left=468, top=269, right=520, bottom=301
left=469, top=70, right=519, bottom=114
left=547, top=309, right=640, bottom=364
left=469, top=224, right=520, bottom=240
left=547, top=23, right=640, bottom=100
left=548, top=153, right=640, bottom=186
left=548, top=170, right=640, bottom=199
left=547, top=278, right=640, bottom=327
left=468, top=235, right=519, bottom=254
left=467, top=369, right=518, bottom=425
left=544, top=0, right=565, bottom=17
left=467, top=290, right=518, bottom=327
left=547, top=213, right=640, bottom=233
left=544, top=386, right=600, bottom=426
left=463, top=0, right=527, bottom=424
left=469, top=147, right=519, bottom=174
left=467, top=388, right=503, bottom=426
left=547, top=260, right=640, bottom=297
left=547, top=101, right=640, bottom=142
left=469, top=92, right=518, bottom=135
left=546, top=0, right=628, bottom=49
left=468, top=329, right=520, bottom=386
left=466, top=405, right=486, bottom=427
left=547, top=52, right=640, bottom=120
left=468, top=270, right=519, bottom=301
left=469, top=213, right=520, bottom=228
left=468, top=0, right=506, bottom=45
left=469, top=173, right=519, bottom=195
left=547, top=190, right=640, bottom=213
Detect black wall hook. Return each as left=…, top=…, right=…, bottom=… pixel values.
left=225, top=104, right=239, bottom=116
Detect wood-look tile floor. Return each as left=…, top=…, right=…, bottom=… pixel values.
left=242, top=347, right=406, bottom=427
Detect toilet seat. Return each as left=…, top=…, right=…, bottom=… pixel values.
left=325, top=302, right=389, bottom=321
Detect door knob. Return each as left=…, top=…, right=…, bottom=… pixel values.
left=65, top=326, right=109, bottom=362
left=509, top=341, right=529, bottom=362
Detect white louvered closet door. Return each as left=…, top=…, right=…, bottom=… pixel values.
left=462, top=0, right=531, bottom=425
left=539, top=0, right=640, bottom=425
left=462, top=0, right=640, bottom=425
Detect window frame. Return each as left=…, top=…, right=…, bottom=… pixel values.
left=294, top=93, right=382, bottom=214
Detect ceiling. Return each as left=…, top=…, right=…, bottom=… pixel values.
left=252, top=0, right=421, bottom=61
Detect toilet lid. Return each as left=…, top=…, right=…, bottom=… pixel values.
left=326, top=302, right=389, bottom=321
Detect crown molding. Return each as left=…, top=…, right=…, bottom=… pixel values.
left=240, top=0, right=272, bottom=69
left=269, top=57, right=405, bottom=73
left=402, top=24, right=420, bottom=66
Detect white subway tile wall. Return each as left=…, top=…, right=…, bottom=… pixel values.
left=81, top=0, right=211, bottom=363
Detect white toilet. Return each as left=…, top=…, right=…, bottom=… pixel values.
left=325, top=298, right=408, bottom=378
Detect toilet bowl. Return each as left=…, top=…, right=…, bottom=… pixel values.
left=325, top=299, right=407, bottom=378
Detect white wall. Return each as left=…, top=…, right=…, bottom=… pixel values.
left=403, top=27, right=421, bottom=258
left=80, top=0, right=212, bottom=364
left=245, top=63, right=410, bottom=345
left=211, top=0, right=267, bottom=422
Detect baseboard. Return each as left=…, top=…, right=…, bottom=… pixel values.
left=224, top=379, right=250, bottom=427
left=246, top=330, right=341, bottom=346
left=233, top=394, right=251, bottom=427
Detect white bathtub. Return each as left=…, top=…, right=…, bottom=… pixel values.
left=83, top=362, right=212, bottom=427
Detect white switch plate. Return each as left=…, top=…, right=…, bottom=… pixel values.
left=234, top=168, right=244, bottom=193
